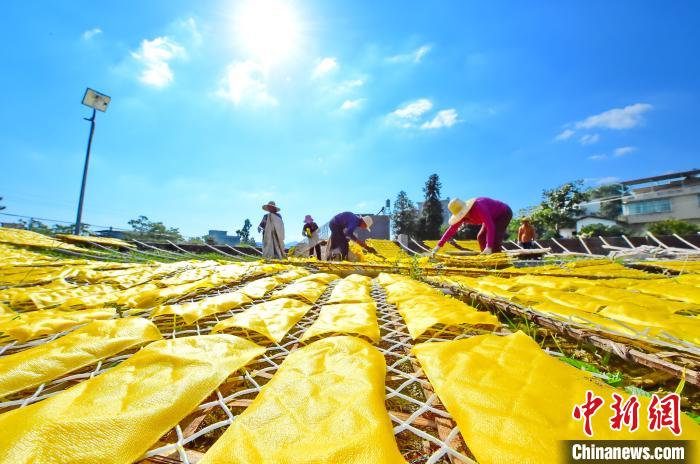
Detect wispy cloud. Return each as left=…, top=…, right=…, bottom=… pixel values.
left=131, top=37, right=185, bottom=88
left=392, top=99, right=433, bottom=120
left=614, top=146, right=637, bottom=157
left=217, top=60, right=277, bottom=106
left=177, top=17, right=202, bottom=45
left=588, top=154, right=607, bottom=161
left=579, top=133, right=600, bottom=145
left=340, top=99, right=364, bottom=111
left=387, top=44, right=432, bottom=64
left=421, top=109, right=459, bottom=129
left=312, top=57, right=339, bottom=79
left=576, top=103, right=653, bottom=130
left=82, top=28, right=102, bottom=40
left=556, top=103, right=652, bottom=142
left=554, top=129, right=575, bottom=141
left=337, top=79, right=364, bottom=92
left=388, top=99, right=459, bottom=130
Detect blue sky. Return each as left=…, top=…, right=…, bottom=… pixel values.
left=2, top=1, right=699, bottom=241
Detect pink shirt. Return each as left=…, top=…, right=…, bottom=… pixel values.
left=438, top=197, right=510, bottom=249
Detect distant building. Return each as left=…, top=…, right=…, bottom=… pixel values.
left=1, top=222, right=24, bottom=229
left=95, top=227, right=128, bottom=239
left=206, top=230, right=241, bottom=246
left=620, top=169, right=700, bottom=233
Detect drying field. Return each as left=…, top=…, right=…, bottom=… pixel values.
left=1, top=226, right=699, bottom=463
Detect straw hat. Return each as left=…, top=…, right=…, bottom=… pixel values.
left=447, top=198, right=476, bottom=225
left=361, top=215, right=373, bottom=232
left=262, top=201, right=280, bottom=213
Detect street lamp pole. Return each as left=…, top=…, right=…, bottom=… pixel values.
left=74, top=108, right=96, bottom=235
left=74, top=88, right=111, bottom=236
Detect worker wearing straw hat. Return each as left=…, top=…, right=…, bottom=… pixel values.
left=326, top=211, right=376, bottom=260
left=432, top=197, right=513, bottom=255
left=258, top=201, right=286, bottom=259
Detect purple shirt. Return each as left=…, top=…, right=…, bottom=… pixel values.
left=438, top=197, right=510, bottom=249
left=330, top=211, right=362, bottom=241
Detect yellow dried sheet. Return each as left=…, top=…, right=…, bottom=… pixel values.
left=270, top=279, right=332, bottom=304
left=301, top=303, right=380, bottom=342
left=0, top=318, right=162, bottom=398
left=200, top=336, right=406, bottom=464
left=413, top=331, right=700, bottom=464
left=0, top=307, right=117, bottom=343
left=543, top=291, right=607, bottom=313
left=151, top=291, right=251, bottom=324
left=212, top=298, right=312, bottom=343
left=326, top=274, right=373, bottom=304
left=294, top=272, right=339, bottom=284
left=238, top=276, right=283, bottom=299
left=576, top=286, right=695, bottom=314
left=29, top=283, right=118, bottom=309
left=0, top=335, right=265, bottom=464
left=118, top=278, right=216, bottom=308
left=631, top=281, right=700, bottom=305
left=396, top=295, right=499, bottom=339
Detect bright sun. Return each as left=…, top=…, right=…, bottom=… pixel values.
left=235, top=0, right=302, bottom=65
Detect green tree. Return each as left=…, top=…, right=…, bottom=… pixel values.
left=236, top=219, right=256, bottom=246
left=585, top=184, right=628, bottom=220
left=19, top=219, right=52, bottom=235
left=417, top=174, right=444, bottom=239
left=126, top=215, right=183, bottom=242
left=392, top=191, right=418, bottom=237
left=648, top=220, right=699, bottom=236
left=530, top=180, right=587, bottom=238
left=579, top=223, right=627, bottom=237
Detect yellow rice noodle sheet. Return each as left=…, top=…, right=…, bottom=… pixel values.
left=294, top=272, right=339, bottom=284
left=0, top=334, right=265, bottom=464
left=542, top=291, right=607, bottom=313
left=0, top=317, right=162, bottom=398
left=326, top=274, right=373, bottom=304
left=630, top=281, right=700, bottom=305
left=0, top=307, right=117, bottom=343
left=200, top=336, right=406, bottom=464
left=269, top=280, right=332, bottom=304
left=151, top=291, right=252, bottom=324
left=576, top=286, right=696, bottom=314
left=29, top=283, right=118, bottom=310
left=0, top=278, right=77, bottom=307
left=238, top=276, right=284, bottom=300
left=118, top=278, right=216, bottom=308
left=396, top=295, right=500, bottom=339
left=212, top=298, right=312, bottom=343
left=381, top=280, right=441, bottom=306
left=301, top=303, right=380, bottom=343
left=511, top=275, right=597, bottom=291
left=413, top=331, right=700, bottom=464
left=0, top=303, right=10, bottom=314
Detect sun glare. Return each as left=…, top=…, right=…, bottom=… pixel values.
left=235, top=0, right=302, bottom=65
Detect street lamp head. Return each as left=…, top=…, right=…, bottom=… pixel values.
left=82, top=88, right=111, bottom=112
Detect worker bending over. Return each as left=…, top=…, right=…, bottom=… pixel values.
left=432, top=197, right=512, bottom=255
left=327, top=212, right=376, bottom=260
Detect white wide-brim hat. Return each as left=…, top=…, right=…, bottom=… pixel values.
left=361, top=215, right=373, bottom=232
left=448, top=198, right=476, bottom=225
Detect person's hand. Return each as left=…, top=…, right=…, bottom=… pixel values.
left=366, top=246, right=378, bottom=254
left=257, top=227, right=263, bottom=233
left=430, top=246, right=440, bottom=257
left=482, top=247, right=493, bottom=255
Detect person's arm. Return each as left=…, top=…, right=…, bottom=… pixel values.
left=437, top=222, right=460, bottom=248
left=518, top=225, right=524, bottom=242
left=258, top=215, right=267, bottom=233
